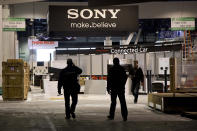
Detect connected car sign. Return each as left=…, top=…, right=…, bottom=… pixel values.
left=48, top=6, right=138, bottom=36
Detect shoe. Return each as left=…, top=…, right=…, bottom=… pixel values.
left=107, top=115, right=114, bottom=120
left=134, top=99, right=137, bottom=104
left=65, top=116, right=70, bottom=119
left=123, top=117, right=127, bottom=121
left=71, top=112, right=76, bottom=119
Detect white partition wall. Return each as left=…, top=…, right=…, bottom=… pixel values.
left=125, top=54, right=135, bottom=61
left=114, top=54, right=124, bottom=59
left=136, top=53, right=145, bottom=72
left=51, top=60, right=67, bottom=69
left=92, top=55, right=102, bottom=75
left=56, top=54, right=68, bottom=60
left=54, top=51, right=181, bottom=77
left=68, top=55, right=79, bottom=66
left=165, top=51, right=173, bottom=58
left=155, top=52, right=165, bottom=75
left=146, top=53, right=155, bottom=74
left=84, top=80, right=107, bottom=94
left=80, top=55, right=90, bottom=75
left=103, top=54, right=113, bottom=75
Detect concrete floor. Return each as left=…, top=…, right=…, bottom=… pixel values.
left=0, top=87, right=197, bottom=131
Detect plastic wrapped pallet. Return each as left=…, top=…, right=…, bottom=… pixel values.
left=2, top=59, right=30, bottom=100
left=0, top=87, right=2, bottom=95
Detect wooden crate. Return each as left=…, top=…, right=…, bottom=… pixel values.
left=170, top=58, right=177, bottom=92
left=2, top=59, right=30, bottom=101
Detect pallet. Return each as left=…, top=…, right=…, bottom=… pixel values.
left=181, top=112, right=197, bottom=119
left=148, top=93, right=197, bottom=113
left=3, top=98, right=27, bottom=101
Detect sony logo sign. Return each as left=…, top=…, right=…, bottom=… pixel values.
left=67, top=9, right=121, bottom=19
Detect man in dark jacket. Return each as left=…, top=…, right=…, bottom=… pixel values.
left=58, top=59, right=82, bottom=119
left=107, top=57, right=128, bottom=121
left=130, top=60, right=144, bottom=104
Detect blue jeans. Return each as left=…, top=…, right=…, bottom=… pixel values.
left=131, top=82, right=140, bottom=103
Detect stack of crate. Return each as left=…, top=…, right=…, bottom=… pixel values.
left=2, top=59, right=30, bottom=100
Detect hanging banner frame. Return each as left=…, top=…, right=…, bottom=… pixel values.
left=3, top=18, right=26, bottom=31
left=171, top=17, right=195, bottom=31
left=48, top=5, right=139, bottom=36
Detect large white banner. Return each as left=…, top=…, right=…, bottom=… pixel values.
left=28, top=39, right=58, bottom=49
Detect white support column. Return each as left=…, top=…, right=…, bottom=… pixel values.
left=0, top=5, right=18, bottom=86
left=2, top=5, right=16, bottom=61
left=15, top=32, right=19, bottom=59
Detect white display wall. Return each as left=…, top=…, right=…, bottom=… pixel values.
left=155, top=52, right=165, bottom=75
left=114, top=54, right=124, bottom=59
left=54, top=51, right=182, bottom=93
left=125, top=54, right=135, bottom=61
left=103, top=54, right=113, bottom=75
left=69, top=55, right=79, bottom=66
left=136, top=53, right=145, bottom=72
left=79, top=55, right=91, bottom=75
left=55, top=54, right=68, bottom=60
left=51, top=60, right=67, bottom=69
left=92, top=55, right=102, bottom=75
left=55, top=51, right=181, bottom=76
left=146, top=53, right=155, bottom=74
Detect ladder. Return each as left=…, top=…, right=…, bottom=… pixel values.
left=182, top=30, right=194, bottom=61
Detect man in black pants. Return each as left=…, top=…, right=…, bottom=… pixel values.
left=131, top=60, right=144, bottom=104
left=107, top=58, right=128, bottom=121
left=58, top=59, right=82, bottom=119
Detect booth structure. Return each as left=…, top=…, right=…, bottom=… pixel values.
left=148, top=56, right=197, bottom=113
left=30, top=44, right=183, bottom=97
left=37, top=42, right=197, bottom=114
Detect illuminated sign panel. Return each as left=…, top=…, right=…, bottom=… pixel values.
left=48, top=6, right=138, bottom=36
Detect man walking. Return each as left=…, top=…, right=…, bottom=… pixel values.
left=58, top=59, right=82, bottom=119
left=107, top=57, right=128, bottom=121
left=130, top=60, right=144, bottom=104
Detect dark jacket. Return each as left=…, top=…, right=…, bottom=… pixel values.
left=107, top=65, right=127, bottom=92
left=132, top=67, right=144, bottom=85
left=58, top=65, right=82, bottom=93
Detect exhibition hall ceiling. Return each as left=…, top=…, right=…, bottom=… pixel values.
left=89, top=0, right=197, bottom=6
left=0, top=0, right=44, bottom=4
left=0, top=0, right=195, bottom=5
left=0, top=0, right=87, bottom=4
